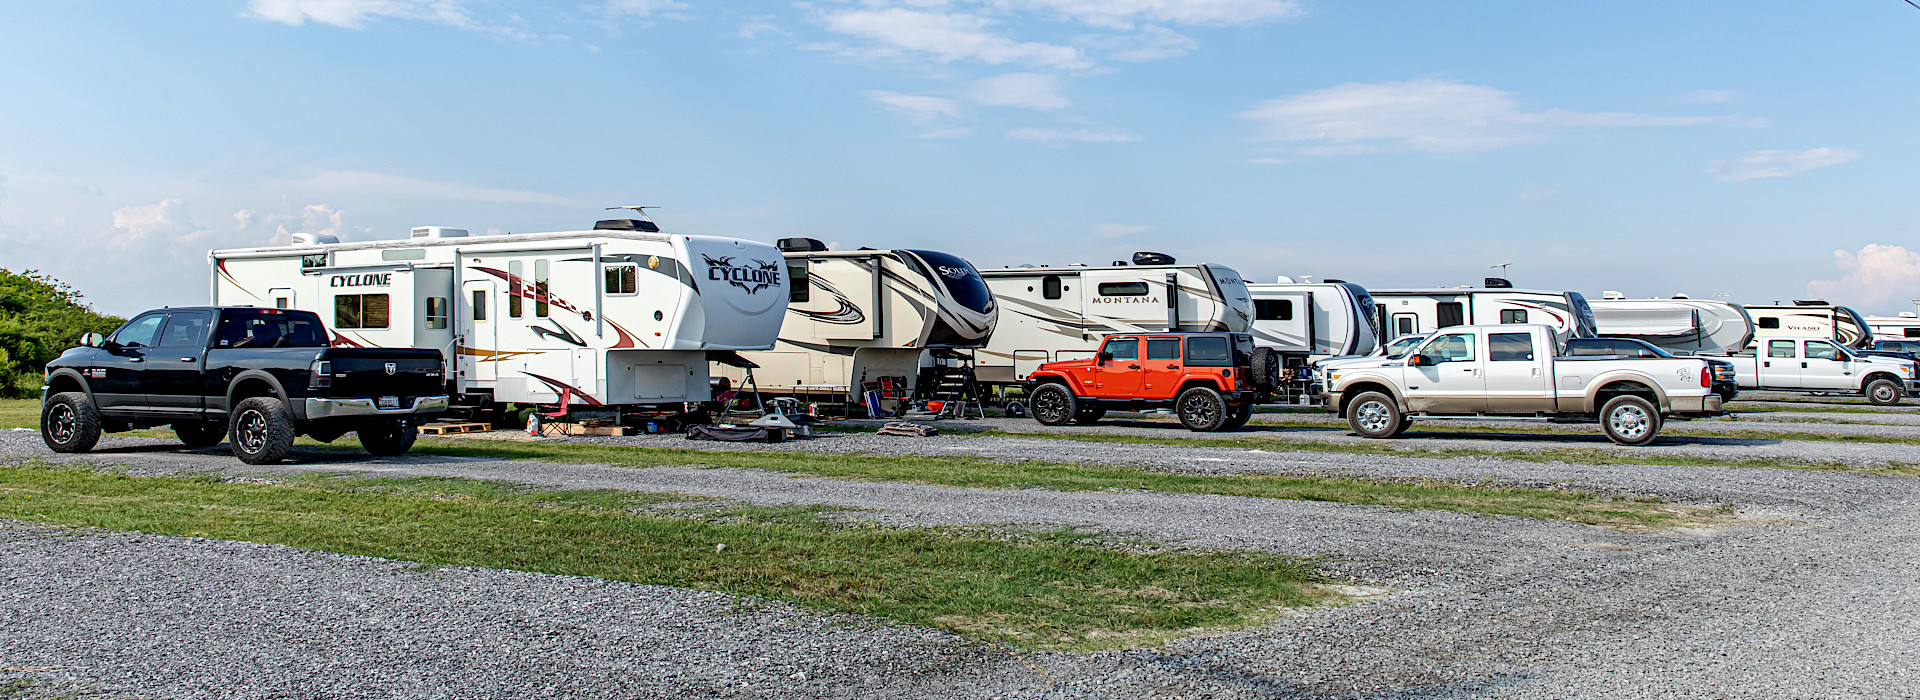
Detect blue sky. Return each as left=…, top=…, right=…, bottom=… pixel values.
left=3, top=1, right=1918, bottom=317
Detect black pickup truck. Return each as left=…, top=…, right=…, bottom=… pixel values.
left=40, top=306, right=448, bottom=464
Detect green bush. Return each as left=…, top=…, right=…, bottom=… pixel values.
left=0, top=270, right=124, bottom=397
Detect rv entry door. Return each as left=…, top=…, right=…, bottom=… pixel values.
left=461, top=280, right=498, bottom=384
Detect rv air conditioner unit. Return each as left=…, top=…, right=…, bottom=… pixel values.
left=777, top=237, right=828, bottom=252
left=1324, top=278, right=1346, bottom=283
left=1132, top=251, right=1175, bottom=266
left=410, top=227, right=469, bottom=239
left=1793, top=299, right=1827, bottom=306
left=1111, top=261, right=1128, bottom=266
left=288, top=232, right=340, bottom=246
left=1484, top=277, right=1513, bottom=288
left=593, top=219, right=660, bottom=232
left=1602, top=290, right=1625, bottom=300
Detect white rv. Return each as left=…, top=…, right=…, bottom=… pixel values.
left=1368, top=281, right=1597, bottom=342
left=714, top=239, right=998, bottom=400
left=974, top=253, right=1253, bottom=387
left=1867, top=307, right=1920, bottom=341
left=210, top=218, right=790, bottom=414
left=1246, top=278, right=1378, bottom=399
left=1744, top=301, right=1872, bottom=351
left=1587, top=294, right=1754, bottom=356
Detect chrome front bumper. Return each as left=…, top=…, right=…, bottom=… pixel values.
left=1907, top=380, right=1920, bottom=395
left=305, top=395, right=449, bottom=420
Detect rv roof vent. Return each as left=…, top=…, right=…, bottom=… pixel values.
left=1069, top=263, right=1087, bottom=267
left=1132, top=251, right=1175, bottom=266
left=1672, top=293, right=1691, bottom=299
left=1275, top=275, right=1295, bottom=283
left=1602, top=290, right=1625, bottom=299
left=1111, top=261, right=1128, bottom=266
left=289, top=232, right=339, bottom=246
left=1484, top=277, right=1513, bottom=289
left=1016, top=264, right=1037, bottom=268
left=594, top=219, right=661, bottom=232
left=1792, top=299, right=1827, bottom=306
left=777, top=237, right=828, bottom=252
left=1903, top=312, right=1918, bottom=318
left=410, top=226, right=468, bottom=239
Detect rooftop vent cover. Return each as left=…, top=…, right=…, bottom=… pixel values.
left=777, top=237, right=828, bottom=252
left=1484, top=277, right=1513, bottom=289
left=594, top=219, right=660, bottom=232
left=410, top=227, right=469, bottom=239
left=1131, top=251, right=1175, bottom=266
left=289, top=232, right=340, bottom=246
left=1792, top=299, right=1828, bottom=306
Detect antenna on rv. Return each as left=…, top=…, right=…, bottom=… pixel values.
left=607, top=205, right=660, bottom=221
left=1490, top=263, right=1510, bottom=276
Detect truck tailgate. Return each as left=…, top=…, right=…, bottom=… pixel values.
left=323, top=350, right=443, bottom=399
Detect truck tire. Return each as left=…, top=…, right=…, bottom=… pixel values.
left=1029, top=383, right=1078, bottom=426
left=1249, top=348, right=1281, bottom=393
left=1220, top=403, right=1253, bottom=430
left=173, top=421, right=226, bottom=448
left=41, top=392, right=102, bottom=453
left=229, top=396, right=297, bottom=465
left=1071, top=405, right=1107, bottom=425
left=358, top=419, right=419, bottom=456
left=1176, top=386, right=1229, bottom=432
left=1865, top=377, right=1903, bottom=406
left=1346, top=391, right=1403, bottom=439
left=1600, top=395, right=1662, bottom=446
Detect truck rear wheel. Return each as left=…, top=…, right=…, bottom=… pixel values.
left=358, top=419, right=419, bottom=456
left=1600, top=395, right=1662, bottom=446
left=1346, top=391, right=1403, bottom=439
left=1029, top=383, right=1078, bottom=426
left=230, top=396, right=297, bottom=465
left=1865, top=378, right=1903, bottom=406
left=173, top=421, right=226, bottom=448
left=42, top=392, right=102, bottom=453
left=1249, top=348, right=1282, bottom=393
left=1176, top=386, right=1229, bottom=432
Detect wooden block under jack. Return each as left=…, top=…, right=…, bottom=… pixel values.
left=419, top=422, right=492, bottom=435
left=549, top=423, right=634, bottom=437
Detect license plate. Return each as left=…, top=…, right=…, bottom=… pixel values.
left=378, top=396, right=400, bottom=409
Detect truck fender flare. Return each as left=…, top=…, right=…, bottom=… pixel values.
left=44, top=368, right=93, bottom=399
left=226, top=370, right=291, bottom=412
left=1334, top=371, right=1407, bottom=415
left=1584, top=370, right=1670, bottom=411
left=1860, top=371, right=1903, bottom=392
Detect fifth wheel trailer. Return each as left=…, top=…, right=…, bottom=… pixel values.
left=1744, top=301, right=1873, bottom=351
left=1587, top=295, right=1754, bottom=356
left=1368, top=281, right=1597, bottom=342
left=210, top=218, right=790, bottom=415
left=712, top=238, right=998, bottom=401
left=974, top=253, right=1253, bottom=387
left=1246, top=279, right=1379, bottom=399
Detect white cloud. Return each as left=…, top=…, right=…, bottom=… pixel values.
left=1709, top=147, right=1860, bottom=182
left=997, top=0, right=1302, bottom=30
left=112, top=199, right=204, bottom=245
left=738, top=17, right=788, bottom=39
left=1095, top=223, right=1151, bottom=237
left=285, top=170, right=584, bottom=205
left=1238, top=79, right=1745, bottom=156
left=970, top=73, right=1069, bottom=110
left=1096, top=25, right=1199, bottom=61
left=1808, top=244, right=1920, bottom=309
left=867, top=91, right=962, bottom=122
left=602, top=0, right=686, bottom=18
left=244, top=0, right=475, bottom=29
left=1007, top=127, right=1139, bottom=143
left=817, top=8, right=1092, bottom=69
left=917, top=126, right=975, bottom=139
left=1680, top=89, right=1740, bottom=103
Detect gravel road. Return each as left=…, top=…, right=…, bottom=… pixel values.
left=4, top=426, right=1918, bottom=698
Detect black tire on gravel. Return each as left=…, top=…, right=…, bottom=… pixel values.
left=1071, top=405, right=1107, bottom=425
left=173, top=421, right=226, bottom=448
left=1220, top=403, right=1253, bottom=430
left=358, top=419, right=419, bottom=456
left=229, top=396, right=297, bottom=465
left=1345, top=391, right=1403, bottom=439
left=1176, top=386, right=1229, bottom=432
left=41, top=391, right=103, bottom=453
left=1865, top=377, right=1903, bottom=406
left=1029, top=383, right=1078, bottom=426
left=1249, top=347, right=1281, bottom=393
left=1600, top=395, right=1662, bottom=446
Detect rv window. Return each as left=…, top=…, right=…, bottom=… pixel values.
left=1099, top=282, right=1150, bottom=297
left=471, top=290, right=487, bottom=322
left=1806, top=341, right=1841, bottom=360
left=274, top=297, right=290, bottom=309
left=1395, top=315, right=1416, bottom=337
left=425, top=297, right=449, bottom=330
left=787, top=261, right=809, bottom=303
left=381, top=249, right=426, bottom=262
left=335, top=294, right=390, bottom=330
left=606, top=264, right=639, bottom=296
left=1185, top=337, right=1230, bottom=363
left=1147, top=338, right=1180, bottom=360
left=1103, top=338, right=1138, bottom=361
left=1767, top=340, right=1796, bottom=358
left=1488, top=332, right=1533, bottom=362
left=1042, top=275, right=1062, bottom=300
left=508, top=261, right=524, bottom=318
left=1908, top=329, right=1920, bottom=339
left=110, top=313, right=166, bottom=348
left=300, top=253, right=326, bottom=268
left=1757, top=317, right=1780, bottom=329
left=1436, top=302, right=1466, bottom=328
left=1255, top=299, right=1293, bottom=321
left=535, top=259, right=551, bottom=318
left=1500, top=309, right=1527, bottom=324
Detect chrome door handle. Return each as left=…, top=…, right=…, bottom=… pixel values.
left=128, top=357, right=143, bottom=363
left=179, top=357, right=196, bottom=362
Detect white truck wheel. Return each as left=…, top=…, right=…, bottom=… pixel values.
left=1346, top=391, right=1403, bottom=439
left=1601, top=395, right=1662, bottom=446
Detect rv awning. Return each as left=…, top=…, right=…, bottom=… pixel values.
left=1593, top=307, right=1700, bottom=336
left=708, top=351, right=760, bottom=369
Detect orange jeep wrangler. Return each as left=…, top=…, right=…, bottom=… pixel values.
left=1023, top=332, right=1279, bottom=431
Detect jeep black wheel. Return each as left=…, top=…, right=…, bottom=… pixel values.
left=229, top=396, right=296, bottom=465
left=1029, top=384, right=1078, bottom=426
left=1866, top=378, right=1903, bottom=406
left=41, top=392, right=102, bottom=453
left=1176, top=386, right=1229, bottom=432
left=173, top=421, right=226, bottom=448
left=358, top=419, right=419, bottom=456
left=1346, top=391, right=1404, bottom=439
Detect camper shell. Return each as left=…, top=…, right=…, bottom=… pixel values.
left=1368, top=281, right=1597, bottom=342
left=1246, top=278, right=1378, bottom=399
left=974, top=253, right=1253, bottom=388
left=209, top=219, right=790, bottom=415
left=1587, top=294, right=1754, bottom=356
left=715, top=238, right=997, bottom=401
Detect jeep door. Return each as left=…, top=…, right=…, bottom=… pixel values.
left=1093, top=337, right=1144, bottom=396
left=1141, top=336, right=1184, bottom=398
left=147, top=310, right=213, bottom=416
left=1482, top=330, right=1553, bottom=412
left=1406, top=331, right=1487, bottom=413
left=1762, top=340, right=1803, bottom=388
left=93, top=312, right=168, bottom=412
left=1801, top=340, right=1855, bottom=390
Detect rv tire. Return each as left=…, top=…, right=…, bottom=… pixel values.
left=1346, top=391, right=1403, bottom=439
left=41, top=392, right=102, bottom=454
left=173, top=421, right=226, bottom=448
left=1029, top=383, right=1078, bottom=426
left=1249, top=348, right=1281, bottom=393
left=1600, top=395, right=1662, bottom=446
left=1176, top=386, right=1229, bottom=432
left=1865, top=378, right=1903, bottom=406
left=230, top=397, right=297, bottom=465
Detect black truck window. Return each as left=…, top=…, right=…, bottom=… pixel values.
left=217, top=310, right=330, bottom=348
left=158, top=311, right=214, bottom=348
left=112, top=313, right=166, bottom=348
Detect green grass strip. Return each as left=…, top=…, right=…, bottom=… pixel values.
left=0, top=464, right=1324, bottom=651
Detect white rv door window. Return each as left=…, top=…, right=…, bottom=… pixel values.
left=471, top=289, right=488, bottom=321
left=425, top=297, right=449, bottom=330
left=535, top=259, right=551, bottom=317
left=268, top=287, right=294, bottom=310
left=606, top=265, right=638, bottom=295
left=1394, top=314, right=1417, bottom=337
left=508, top=261, right=524, bottom=318
left=335, top=294, right=389, bottom=329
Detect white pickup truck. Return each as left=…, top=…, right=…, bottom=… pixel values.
left=1322, top=324, right=1727, bottom=445
left=1721, top=336, right=1920, bottom=406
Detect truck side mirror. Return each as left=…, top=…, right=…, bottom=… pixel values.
left=79, top=332, right=104, bottom=348
left=1410, top=353, right=1435, bottom=367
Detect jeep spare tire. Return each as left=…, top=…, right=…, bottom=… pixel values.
left=1029, top=383, right=1078, bottom=426
left=1249, top=347, right=1281, bottom=393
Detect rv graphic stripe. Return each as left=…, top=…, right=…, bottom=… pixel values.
left=471, top=266, right=649, bottom=349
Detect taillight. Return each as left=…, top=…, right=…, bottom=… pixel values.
left=310, top=359, right=332, bottom=389
left=1700, top=366, right=1711, bottom=388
